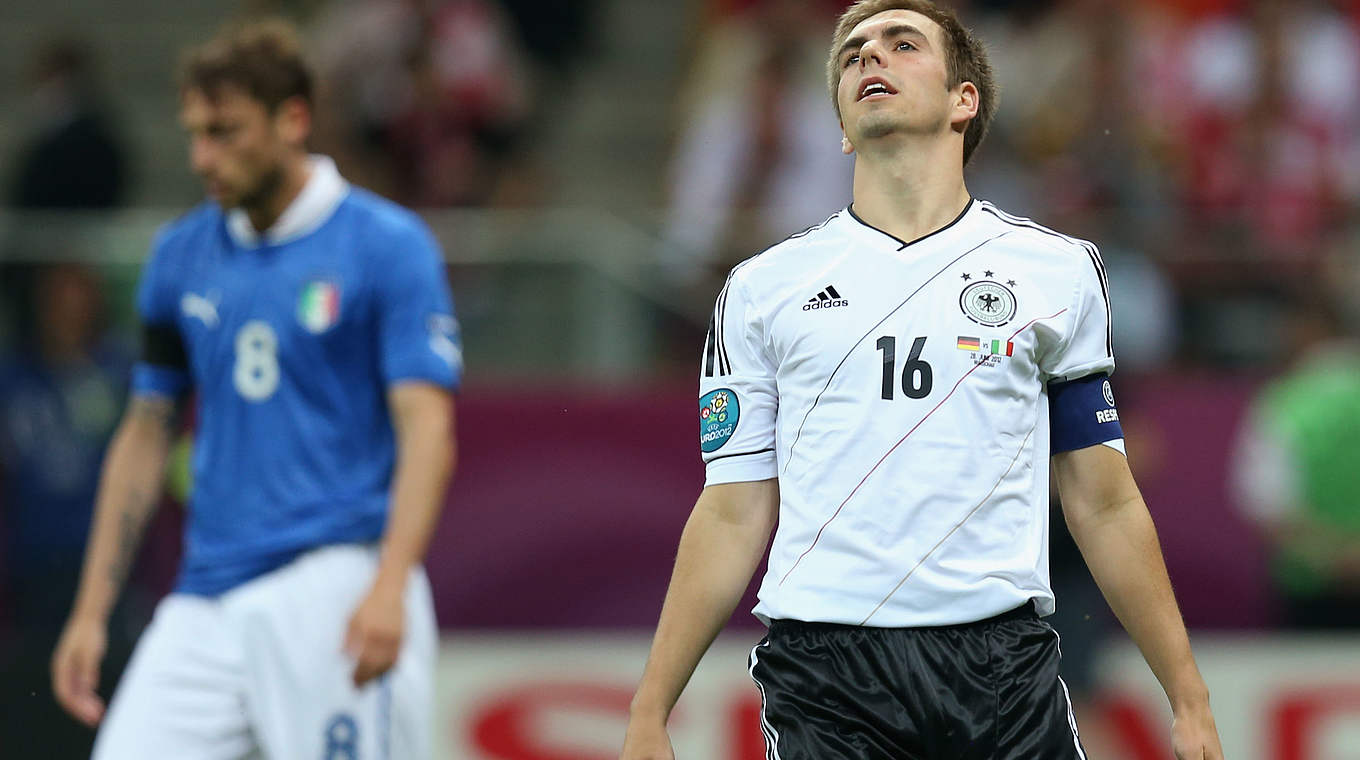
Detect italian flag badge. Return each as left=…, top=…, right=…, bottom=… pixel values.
left=298, top=280, right=341, bottom=333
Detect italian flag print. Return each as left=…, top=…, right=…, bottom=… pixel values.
left=298, top=281, right=341, bottom=333
left=956, top=336, right=1014, bottom=356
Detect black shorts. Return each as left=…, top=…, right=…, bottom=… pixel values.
left=747, top=604, right=1086, bottom=759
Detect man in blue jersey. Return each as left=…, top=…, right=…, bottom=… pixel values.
left=50, top=21, right=462, bottom=759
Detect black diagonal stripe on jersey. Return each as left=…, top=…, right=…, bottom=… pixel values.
left=858, top=420, right=1038, bottom=625
left=782, top=231, right=1015, bottom=473
left=781, top=308, right=1065, bottom=590
left=826, top=285, right=841, bottom=299
left=978, top=203, right=1113, bottom=358
left=709, top=212, right=842, bottom=378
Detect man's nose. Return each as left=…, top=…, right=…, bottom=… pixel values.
left=858, top=39, right=885, bottom=69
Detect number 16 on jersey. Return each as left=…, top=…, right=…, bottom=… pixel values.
left=876, top=336, right=933, bottom=400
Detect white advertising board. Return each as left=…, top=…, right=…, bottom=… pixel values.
left=435, top=632, right=766, bottom=760
left=433, top=633, right=1360, bottom=759
left=1094, top=636, right=1360, bottom=760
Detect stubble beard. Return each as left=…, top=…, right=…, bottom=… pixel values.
left=857, top=111, right=907, bottom=140
left=237, top=163, right=285, bottom=215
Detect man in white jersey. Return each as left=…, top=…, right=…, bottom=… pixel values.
left=621, top=2, right=1224, bottom=758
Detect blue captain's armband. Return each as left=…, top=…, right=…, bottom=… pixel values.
left=1049, top=372, right=1124, bottom=453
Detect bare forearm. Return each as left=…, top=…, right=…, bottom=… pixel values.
left=632, top=486, right=775, bottom=721
left=1068, top=499, right=1207, bottom=708
left=72, top=399, right=174, bottom=622
left=376, top=390, right=455, bottom=590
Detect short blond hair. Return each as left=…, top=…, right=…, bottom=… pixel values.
left=827, top=0, right=997, bottom=165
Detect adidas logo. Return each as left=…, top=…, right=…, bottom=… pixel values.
left=803, top=285, right=848, bottom=311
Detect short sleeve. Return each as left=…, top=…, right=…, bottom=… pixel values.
left=130, top=228, right=192, bottom=398
left=136, top=228, right=178, bottom=326
left=1042, top=244, right=1114, bottom=383
left=699, top=274, right=778, bottom=485
left=373, top=219, right=463, bottom=390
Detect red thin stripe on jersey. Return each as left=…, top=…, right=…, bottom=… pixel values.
left=1008, top=308, right=1067, bottom=342
left=778, top=307, right=1069, bottom=587
left=783, top=231, right=1014, bottom=476
left=778, top=360, right=986, bottom=585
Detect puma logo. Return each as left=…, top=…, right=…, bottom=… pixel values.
left=181, top=292, right=220, bottom=328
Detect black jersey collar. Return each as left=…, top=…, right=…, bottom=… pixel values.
left=846, top=197, right=975, bottom=251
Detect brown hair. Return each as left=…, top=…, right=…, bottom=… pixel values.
left=179, top=19, right=313, bottom=111
left=827, top=0, right=997, bottom=165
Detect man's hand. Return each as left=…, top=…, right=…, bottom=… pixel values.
left=344, top=580, right=405, bottom=688
left=349, top=382, right=452, bottom=688
left=1172, top=699, right=1224, bottom=759
left=51, top=614, right=108, bottom=726
left=622, top=481, right=777, bottom=760
left=620, top=714, right=675, bottom=760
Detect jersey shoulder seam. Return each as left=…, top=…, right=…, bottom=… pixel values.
left=707, top=213, right=836, bottom=377
left=726, top=209, right=844, bottom=285
left=978, top=202, right=1112, bottom=361
left=344, top=189, right=427, bottom=239
left=976, top=202, right=1098, bottom=261
left=156, top=202, right=222, bottom=249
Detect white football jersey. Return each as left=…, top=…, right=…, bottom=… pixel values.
left=698, top=199, right=1115, bottom=627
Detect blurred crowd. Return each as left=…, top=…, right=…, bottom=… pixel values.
left=305, top=0, right=595, bottom=207
left=2, top=2, right=1360, bottom=740
left=7, top=0, right=1359, bottom=356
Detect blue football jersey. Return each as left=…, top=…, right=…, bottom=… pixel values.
left=131, top=162, right=462, bottom=595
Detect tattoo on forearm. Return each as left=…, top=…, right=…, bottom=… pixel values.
left=130, top=396, right=177, bottom=430
left=108, top=488, right=154, bottom=586
left=101, top=396, right=175, bottom=589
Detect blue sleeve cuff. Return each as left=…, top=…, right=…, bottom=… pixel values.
left=382, top=355, right=460, bottom=392
left=1049, top=372, right=1123, bottom=453
left=131, top=362, right=191, bottom=398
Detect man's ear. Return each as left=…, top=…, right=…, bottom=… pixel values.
left=274, top=95, right=312, bottom=147
left=953, top=81, right=979, bottom=132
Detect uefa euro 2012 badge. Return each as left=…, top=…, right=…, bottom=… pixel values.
left=699, top=389, right=739, bottom=453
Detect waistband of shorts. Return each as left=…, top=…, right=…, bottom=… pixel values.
left=768, top=599, right=1039, bottom=636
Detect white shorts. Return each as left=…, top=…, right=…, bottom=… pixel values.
left=93, top=544, right=436, bottom=760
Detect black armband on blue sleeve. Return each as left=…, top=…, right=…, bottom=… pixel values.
left=1048, top=372, right=1123, bottom=453
left=142, top=323, right=188, bottom=370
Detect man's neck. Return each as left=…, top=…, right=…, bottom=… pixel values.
left=850, top=136, right=970, bottom=245
left=244, top=154, right=312, bottom=234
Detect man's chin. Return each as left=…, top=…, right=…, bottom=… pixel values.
left=202, top=181, right=241, bottom=207
left=856, top=116, right=908, bottom=140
